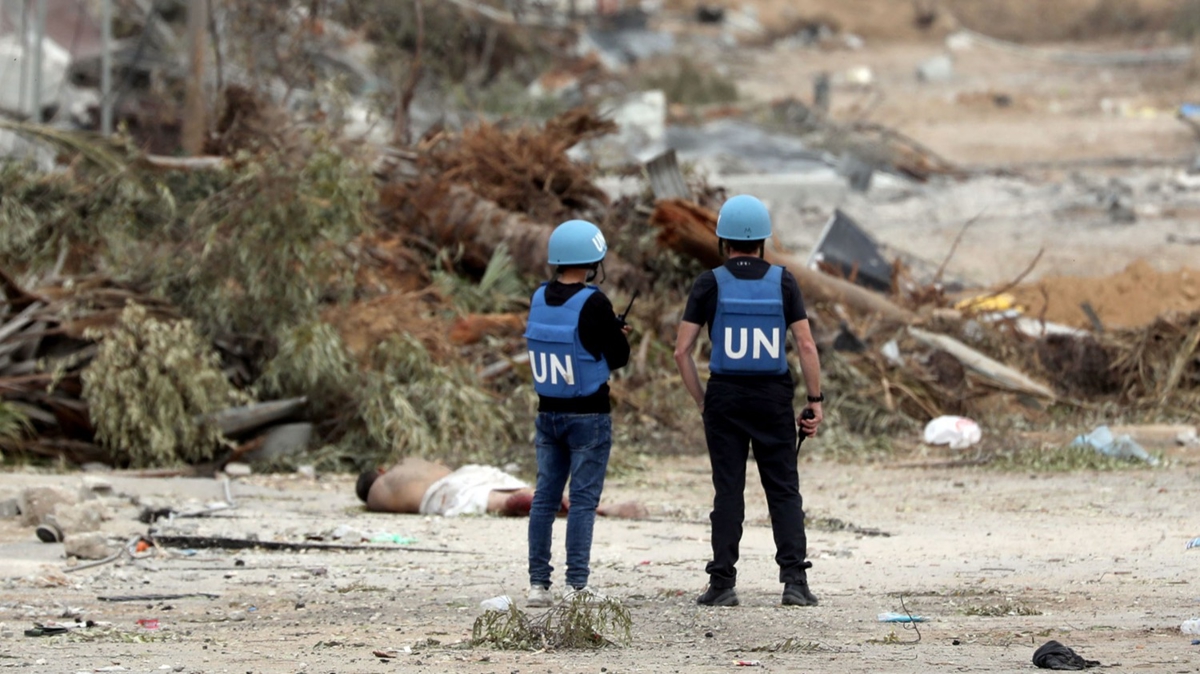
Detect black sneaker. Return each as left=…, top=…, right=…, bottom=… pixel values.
left=782, top=582, right=819, bottom=606
left=696, top=586, right=739, bottom=607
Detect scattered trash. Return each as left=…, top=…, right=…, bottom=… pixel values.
left=807, top=210, right=893, bottom=292
left=0, top=497, right=19, bottom=519
left=735, top=660, right=762, bottom=667
left=35, top=522, right=63, bottom=543
left=24, top=624, right=69, bottom=637
left=1071, top=426, right=1159, bottom=465
left=878, top=612, right=928, bottom=623
left=329, top=525, right=367, bottom=542
left=480, top=595, right=513, bottom=612
left=923, top=416, right=982, bottom=450
left=1182, top=618, right=1200, bottom=634
left=370, top=533, right=418, bottom=545
left=1187, top=538, right=1200, bottom=551
left=136, top=618, right=160, bottom=630
left=695, top=5, right=724, bottom=24
left=881, top=340, right=904, bottom=368
left=1032, top=640, right=1101, bottom=670
left=916, top=54, right=954, bottom=83
left=844, top=65, right=875, bottom=86
left=99, top=593, right=219, bottom=602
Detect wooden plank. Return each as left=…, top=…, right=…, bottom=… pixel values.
left=908, top=327, right=1056, bottom=399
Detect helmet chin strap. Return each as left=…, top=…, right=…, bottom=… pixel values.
left=586, top=261, right=606, bottom=284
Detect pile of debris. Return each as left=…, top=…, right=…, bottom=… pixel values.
left=0, top=268, right=306, bottom=467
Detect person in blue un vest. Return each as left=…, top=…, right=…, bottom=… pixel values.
left=673, top=194, right=825, bottom=608
left=524, top=219, right=631, bottom=608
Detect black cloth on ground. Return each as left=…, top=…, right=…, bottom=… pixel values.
left=1032, top=640, right=1101, bottom=670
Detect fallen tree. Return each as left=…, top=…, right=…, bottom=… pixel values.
left=648, top=199, right=915, bottom=323
left=385, top=183, right=647, bottom=291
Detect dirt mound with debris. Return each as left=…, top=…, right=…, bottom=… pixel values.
left=1010, top=260, right=1200, bottom=329
left=664, top=0, right=1186, bottom=42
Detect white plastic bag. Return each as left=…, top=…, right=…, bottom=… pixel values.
left=922, top=416, right=982, bottom=450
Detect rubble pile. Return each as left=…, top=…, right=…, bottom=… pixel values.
left=1, top=0, right=1197, bottom=472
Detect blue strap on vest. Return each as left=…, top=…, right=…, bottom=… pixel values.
left=709, top=265, right=789, bottom=375
left=524, top=284, right=611, bottom=397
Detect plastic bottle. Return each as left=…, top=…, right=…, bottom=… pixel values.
left=480, top=595, right=513, bottom=612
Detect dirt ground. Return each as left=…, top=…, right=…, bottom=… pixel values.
left=4, top=3, right=1200, bottom=673
left=3, top=452, right=1200, bottom=673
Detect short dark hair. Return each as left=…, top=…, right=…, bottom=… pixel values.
left=555, top=261, right=600, bottom=273
left=722, top=238, right=765, bottom=255
left=356, top=469, right=380, bottom=503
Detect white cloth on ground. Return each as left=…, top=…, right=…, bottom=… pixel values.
left=418, top=465, right=529, bottom=517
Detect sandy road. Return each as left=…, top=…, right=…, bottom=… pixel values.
left=2, top=452, right=1199, bottom=673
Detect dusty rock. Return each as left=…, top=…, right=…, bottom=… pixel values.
left=64, top=532, right=114, bottom=560
left=223, top=462, right=253, bottom=477
left=81, top=476, right=115, bottom=497
left=916, top=53, right=954, bottom=82
left=245, top=423, right=313, bottom=466
left=19, top=486, right=78, bottom=527
left=51, top=501, right=105, bottom=535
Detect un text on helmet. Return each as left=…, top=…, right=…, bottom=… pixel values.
left=529, top=351, right=575, bottom=386
left=723, top=327, right=780, bottom=360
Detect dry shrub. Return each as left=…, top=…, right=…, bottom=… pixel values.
left=472, top=596, right=632, bottom=651
left=1036, top=334, right=1119, bottom=397
left=1109, top=312, right=1200, bottom=405
left=82, top=304, right=248, bottom=468
left=0, top=401, right=31, bottom=447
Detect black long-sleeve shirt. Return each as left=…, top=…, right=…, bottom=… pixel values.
left=535, top=282, right=630, bottom=414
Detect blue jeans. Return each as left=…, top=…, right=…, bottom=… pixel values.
left=528, top=412, right=613, bottom=590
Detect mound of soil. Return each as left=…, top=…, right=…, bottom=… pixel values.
left=1010, top=259, right=1200, bottom=328
left=664, top=0, right=1185, bottom=43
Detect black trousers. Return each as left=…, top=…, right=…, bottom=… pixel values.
left=703, top=377, right=811, bottom=589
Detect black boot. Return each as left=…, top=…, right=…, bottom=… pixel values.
left=782, top=581, right=818, bottom=606
left=696, top=585, right=739, bottom=607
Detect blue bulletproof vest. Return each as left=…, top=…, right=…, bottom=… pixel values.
left=709, top=265, right=789, bottom=375
left=524, top=284, right=611, bottom=397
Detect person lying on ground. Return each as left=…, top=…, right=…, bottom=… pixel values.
left=355, top=457, right=648, bottom=519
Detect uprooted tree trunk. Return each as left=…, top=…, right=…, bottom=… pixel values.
left=392, top=183, right=647, bottom=291
left=649, top=199, right=915, bottom=324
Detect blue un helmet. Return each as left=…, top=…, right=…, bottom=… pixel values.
left=716, top=195, right=772, bottom=241
left=547, top=219, right=607, bottom=265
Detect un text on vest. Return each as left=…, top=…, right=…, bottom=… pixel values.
left=529, top=351, right=575, bottom=386
left=722, top=327, right=781, bottom=360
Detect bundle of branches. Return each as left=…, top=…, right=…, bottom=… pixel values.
left=413, top=106, right=615, bottom=222
left=0, top=269, right=183, bottom=463
left=1108, top=312, right=1200, bottom=409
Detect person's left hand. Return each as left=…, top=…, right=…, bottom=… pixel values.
left=799, top=403, right=823, bottom=436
